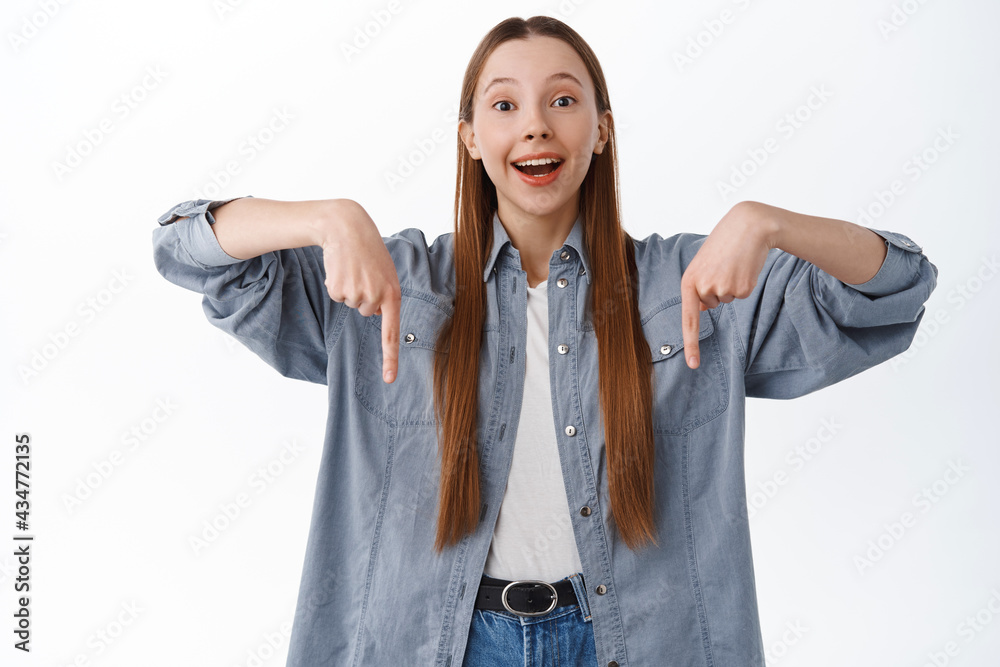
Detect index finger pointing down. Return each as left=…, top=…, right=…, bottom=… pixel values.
left=680, top=281, right=701, bottom=369
left=380, top=295, right=400, bottom=383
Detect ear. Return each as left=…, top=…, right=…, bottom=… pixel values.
left=458, top=119, right=481, bottom=160
left=593, top=109, right=612, bottom=155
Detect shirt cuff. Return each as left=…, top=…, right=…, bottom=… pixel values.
left=156, top=196, right=254, bottom=267
left=840, top=228, right=924, bottom=296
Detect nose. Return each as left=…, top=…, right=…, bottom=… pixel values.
left=522, top=102, right=552, bottom=141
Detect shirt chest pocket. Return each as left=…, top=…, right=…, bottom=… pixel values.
left=641, top=303, right=729, bottom=435
left=354, top=293, right=451, bottom=426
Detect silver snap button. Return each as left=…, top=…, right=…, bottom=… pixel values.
left=560, top=250, right=570, bottom=261
left=404, top=333, right=416, bottom=344
left=580, top=506, right=591, bottom=517
left=564, top=425, right=576, bottom=436
left=557, top=344, right=569, bottom=355
left=660, top=344, right=672, bottom=355
left=596, top=584, right=607, bottom=595
left=557, top=278, right=568, bottom=288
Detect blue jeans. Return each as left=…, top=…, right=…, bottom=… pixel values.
left=462, top=572, right=597, bottom=667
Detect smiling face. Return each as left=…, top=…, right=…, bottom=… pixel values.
left=459, top=35, right=611, bottom=226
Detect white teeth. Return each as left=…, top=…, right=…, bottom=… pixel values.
left=513, top=157, right=561, bottom=167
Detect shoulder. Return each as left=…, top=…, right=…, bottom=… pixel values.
left=631, top=229, right=707, bottom=268
left=382, top=226, right=456, bottom=303
left=632, top=232, right=708, bottom=280
left=629, top=230, right=707, bottom=312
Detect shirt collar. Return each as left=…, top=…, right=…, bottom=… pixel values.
left=482, top=210, right=592, bottom=284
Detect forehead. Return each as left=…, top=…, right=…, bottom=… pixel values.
left=478, top=35, right=591, bottom=95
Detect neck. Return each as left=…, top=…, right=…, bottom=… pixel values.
left=496, top=200, right=578, bottom=288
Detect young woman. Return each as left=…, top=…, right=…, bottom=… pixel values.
left=152, top=15, right=938, bottom=667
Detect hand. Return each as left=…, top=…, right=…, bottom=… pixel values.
left=318, top=200, right=401, bottom=383
left=680, top=202, right=773, bottom=369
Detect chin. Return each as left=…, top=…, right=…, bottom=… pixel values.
left=508, top=183, right=574, bottom=211
left=512, top=196, right=568, bottom=218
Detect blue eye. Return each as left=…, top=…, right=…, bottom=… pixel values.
left=493, top=100, right=513, bottom=111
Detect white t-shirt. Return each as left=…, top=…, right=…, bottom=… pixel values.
left=483, top=280, right=584, bottom=583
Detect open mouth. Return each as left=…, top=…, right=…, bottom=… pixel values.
left=513, top=159, right=563, bottom=177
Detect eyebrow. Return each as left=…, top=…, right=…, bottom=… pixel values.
left=482, top=72, right=584, bottom=95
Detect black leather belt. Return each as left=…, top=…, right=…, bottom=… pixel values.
left=475, top=574, right=579, bottom=617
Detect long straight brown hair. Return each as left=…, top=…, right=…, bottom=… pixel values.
left=432, top=15, right=656, bottom=553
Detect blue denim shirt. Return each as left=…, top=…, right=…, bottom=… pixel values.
left=152, top=196, right=937, bottom=666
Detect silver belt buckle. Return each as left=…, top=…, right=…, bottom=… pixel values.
left=501, top=580, right=558, bottom=617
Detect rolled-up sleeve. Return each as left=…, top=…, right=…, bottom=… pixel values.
left=151, top=196, right=335, bottom=385
left=156, top=196, right=251, bottom=267
left=731, top=227, right=938, bottom=399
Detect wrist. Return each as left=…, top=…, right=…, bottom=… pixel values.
left=311, top=198, right=358, bottom=247
left=737, top=200, right=782, bottom=250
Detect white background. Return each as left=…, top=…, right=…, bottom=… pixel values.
left=2, top=0, right=998, bottom=665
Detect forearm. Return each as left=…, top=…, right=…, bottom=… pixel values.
left=209, top=197, right=351, bottom=260
left=744, top=201, right=888, bottom=286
